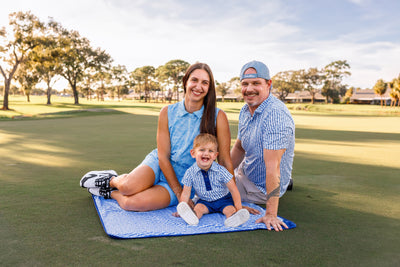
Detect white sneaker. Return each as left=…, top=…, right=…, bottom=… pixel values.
left=88, top=187, right=116, bottom=199
left=224, top=209, right=250, bottom=227
left=177, top=202, right=199, bottom=225
left=80, top=170, right=117, bottom=188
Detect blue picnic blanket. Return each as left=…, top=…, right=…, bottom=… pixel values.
left=92, top=195, right=296, bottom=238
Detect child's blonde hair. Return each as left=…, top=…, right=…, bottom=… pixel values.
left=193, top=133, right=218, bottom=149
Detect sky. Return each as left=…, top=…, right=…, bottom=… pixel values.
left=1, top=0, right=400, bottom=90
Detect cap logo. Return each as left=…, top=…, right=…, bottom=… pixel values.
left=241, top=73, right=258, bottom=79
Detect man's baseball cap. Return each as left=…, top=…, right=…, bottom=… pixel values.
left=240, top=60, right=270, bottom=81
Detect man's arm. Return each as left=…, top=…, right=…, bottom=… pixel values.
left=230, top=139, right=245, bottom=169
left=255, top=148, right=288, bottom=231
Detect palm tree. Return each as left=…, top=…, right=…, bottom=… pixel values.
left=389, top=90, right=398, bottom=107
left=373, top=79, right=387, bottom=107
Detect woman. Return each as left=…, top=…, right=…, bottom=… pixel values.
left=80, top=63, right=233, bottom=211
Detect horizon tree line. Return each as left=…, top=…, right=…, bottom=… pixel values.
left=1, top=11, right=399, bottom=110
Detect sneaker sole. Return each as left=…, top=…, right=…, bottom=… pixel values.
left=177, top=202, right=199, bottom=225
left=88, top=188, right=114, bottom=199
left=80, top=170, right=117, bottom=188
left=224, top=209, right=250, bottom=227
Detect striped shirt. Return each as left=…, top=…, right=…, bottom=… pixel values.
left=237, top=94, right=295, bottom=196
left=182, top=162, right=233, bottom=202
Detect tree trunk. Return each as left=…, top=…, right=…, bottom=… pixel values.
left=46, top=83, right=52, bottom=105
left=71, top=83, right=79, bottom=104
left=1, top=79, right=11, bottom=110
left=73, top=88, right=79, bottom=104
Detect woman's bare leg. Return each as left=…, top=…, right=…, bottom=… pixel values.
left=111, top=185, right=171, bottom=211
left=110, top=165, right=155, bottom=196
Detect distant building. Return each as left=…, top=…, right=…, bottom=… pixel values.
left=350, top=89, right=392, bottom=105
left=216, top=92, right=242, bottom=102
left=282, top=91, right=325, bottom=103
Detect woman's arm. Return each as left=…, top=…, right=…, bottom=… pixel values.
left=215, top=110, right=234, bottom=175
left=157, top=106, right=182, bottom=200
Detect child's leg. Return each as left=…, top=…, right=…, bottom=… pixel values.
left=222, top=205, right=237, bottom=219
left=193, top=203, right=209, bottom=220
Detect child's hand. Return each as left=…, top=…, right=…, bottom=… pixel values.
left=243, top=205, right=261, bottom=215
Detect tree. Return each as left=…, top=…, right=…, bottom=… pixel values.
left=156, top=59, right=190, bottom=102
left=50, top=20, right=112, bottom=105
left=28, top=33, right=63, bottom=105
left=389, top=88, right=399, bottom=107
left=272, top=72, right=292, bottom=101
left=302, top=68, right=323, bottom=104
left=272, top=70, right=303, bottom=102
left=110, top=65, right=128, bottom=101
left=149, top=80, right=162, bottom=102
left=228, top=77, right=242, bottom=96
left=342, top=86, right=354, bottom=104
left=130, top=66, right=155, bottom=102
left=93, top=68, right=110, bottom=101
left=322, top=60, right=351, bottom=103
left=216, top=82, right=229, bottom=101
left=388, top=75, right=400, bottom=107
left=395, top=76, right=400, bottom=107
left=82, top=71, right=96, bottom=100
left=14, top=61, right=40, bottom=102
left=0, top=11, right=44, bottom=110
left=373, top=79, right=387, bottom=107
left=89, top=48, right=112, bottom=101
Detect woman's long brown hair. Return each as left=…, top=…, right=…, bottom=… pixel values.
left=182, top=63, right=217, bottom=136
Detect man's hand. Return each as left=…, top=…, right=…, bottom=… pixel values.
left=256, top=214, right=288, bottom=231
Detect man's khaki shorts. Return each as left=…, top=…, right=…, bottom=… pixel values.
left=234, top=163, right=266, bottom=205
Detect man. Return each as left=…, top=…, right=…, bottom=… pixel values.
left=231, top=60, right=295, bottom=231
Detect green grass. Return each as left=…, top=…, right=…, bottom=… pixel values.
left=1, top=96, right=399, bottom=266
left=0, top=96, right=169, bottom=120
left=1, top=95, right=400, bottom=120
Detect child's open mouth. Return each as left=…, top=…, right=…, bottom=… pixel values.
left=201, top=156, right=210, bottom=162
